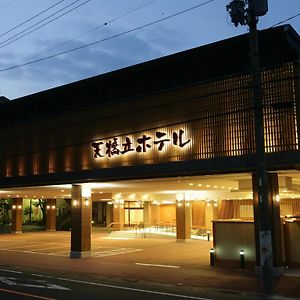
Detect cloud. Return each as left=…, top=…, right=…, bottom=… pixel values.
left=0, top=22, right=183, bottom=99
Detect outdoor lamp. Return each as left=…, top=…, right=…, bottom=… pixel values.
left=240, top=249, right=245, bottom=268
left=12, top=205, right=16, bottom=210
left=51, top=205, right=56, bottom=210
left=46, top=205, right=50, bottom=210
left=17, top=205, right=22, bottom=210
left=210, top=248, right=215, bottom=267
left=73, top=200, right=78, bottom=207
left=207, top=230, right=210, bottom=241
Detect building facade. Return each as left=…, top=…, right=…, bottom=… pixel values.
left=0, top=25, right=299, bottom=266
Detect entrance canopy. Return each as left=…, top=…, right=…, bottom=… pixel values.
left=1, top=171, right=300, bottom=202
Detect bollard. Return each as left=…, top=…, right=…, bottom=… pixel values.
left=240, top=249, right=245, bottom=268
left=207, top=231, right=210, bottom=241
left=210, top=248, right=215, bottom=267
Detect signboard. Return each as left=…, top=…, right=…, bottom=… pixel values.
left=92, top=129, right=190, bottom=159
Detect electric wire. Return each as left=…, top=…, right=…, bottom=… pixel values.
left=0, top=0, right=215, bottom=72
left=29, top=0, right=157, bottom=61
left=0, top=0, right=92, bottom=49
left=0, top=0, right=65, bottom=39
left=0, top=0, right=81, bottom=46
left=270, top=12, right=300, bottom=28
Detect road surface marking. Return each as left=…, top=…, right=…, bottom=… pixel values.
left=0, top=242, right=48, bottom=250
left=0, top=287, right=55, bottom=300
left=135, top=262, right=180, bottom=268
left=30, top=274, right=54, bottom=279
left=0, top=276, right=71, bottom=291
left=285, top=273, right=300, bottom=277
left=0, top=269, right=212, bottom=300
left=0, top=245, right=141, bottom=257
left=56, top=277, right=212, bottom=300
left=24, top=245, right=68, bottom=252
left=92, top=248, right=142, bottom=257
left=0, top=268, right=23, bottom=274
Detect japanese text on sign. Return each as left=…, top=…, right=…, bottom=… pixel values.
left=92, top=129, right=190, bottom=159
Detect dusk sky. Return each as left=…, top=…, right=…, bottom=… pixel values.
left=0, top=0, right=299, bottom=100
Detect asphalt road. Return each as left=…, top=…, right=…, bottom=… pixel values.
left=0, top=268, right=269, bottom=300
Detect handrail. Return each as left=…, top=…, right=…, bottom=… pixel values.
left=107, top=222, right=124, bottom=230
left=107, top=222, right=139, bottom=231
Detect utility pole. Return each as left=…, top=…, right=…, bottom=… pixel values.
left=226, top=0, right=274, bottom=294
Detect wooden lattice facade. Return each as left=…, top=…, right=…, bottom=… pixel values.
left=0, top=25, right=299, bottom=187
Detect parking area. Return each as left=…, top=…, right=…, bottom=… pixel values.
left=0, top=234, right=143, bottom=258
left=0, top=231, right=212, bottom=265
left=0, top=231, right=299, bottom=298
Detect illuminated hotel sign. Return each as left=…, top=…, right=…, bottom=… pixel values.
left=92, top=129, right=190, bottom=159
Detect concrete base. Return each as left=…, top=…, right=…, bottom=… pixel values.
left=255, top=266, right=284, bottom=277
left=176, top=239, right=191, bottom=243
left=70, top=251, right=91, bottom=259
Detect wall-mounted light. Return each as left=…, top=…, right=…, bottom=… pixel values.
left=114, top=199, right=124, bottom=208
left=177, top=202, right=182, bottom=207
left=176, top=192, right=184, bottom=201
left=275, top=195, right=280, bottom=203
left=46, top=205, right=50, bottom=210
left=82, top=185, right=91, bottom=198
left=73, top=200, right=78, bottom=207
left=17, top=205, right=22, bottom=210
left=128, top=193, right=136, bottom=200
left=12, top=205, right=16, bottom=210
left=152, top=201, right=160, bottom=205
left=84, top=199, right=89, bottom=207
left=51, top=205, right=56, bottom=210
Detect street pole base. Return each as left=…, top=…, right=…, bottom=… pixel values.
left=255, top=266, right=284, bottom=277
left=70, top=251, right=91, bottom=258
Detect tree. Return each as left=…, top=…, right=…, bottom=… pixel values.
left=0, top=199, right=12, bottom=225
left=35, top=199, right=47, bottom=225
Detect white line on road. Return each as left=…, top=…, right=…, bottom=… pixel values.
left=135, top=262, right=180, bottom=268
left=0, top=269, right=23, bottom=274
left=0, top=269, right=211, bottom=300
left=23, top=245, right=68, bottom=252
left=55, top=277, right=212, bottom=300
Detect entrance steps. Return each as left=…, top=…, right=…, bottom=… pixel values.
left=108, top=230, right=176, bottom=239
left=108, top=230, right=144, bottom=239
